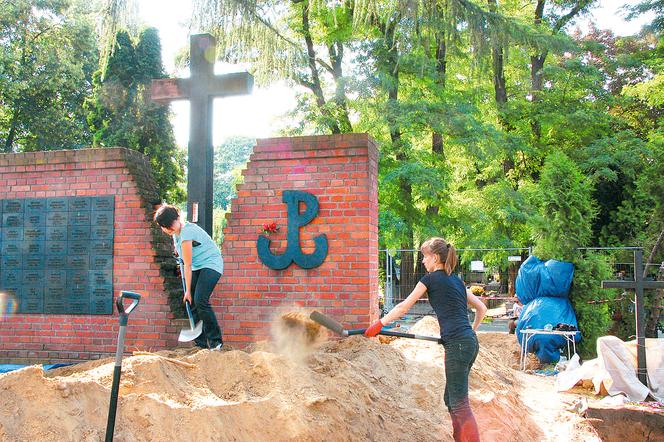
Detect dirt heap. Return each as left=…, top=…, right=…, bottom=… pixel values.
left=0, top=315, right=594, bottom=442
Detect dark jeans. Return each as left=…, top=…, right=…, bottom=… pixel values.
left=442, top=333, right=480, bottom=442
left=190, top=268, right=222, bottom=349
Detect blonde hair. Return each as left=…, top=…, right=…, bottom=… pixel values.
left=421, top=237, right=457, bottom=276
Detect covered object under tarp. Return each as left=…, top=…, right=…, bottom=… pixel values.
left=555, top=335, right=664, bottom=402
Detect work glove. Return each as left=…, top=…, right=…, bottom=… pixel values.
left=364, top=319, right=384, bottom=337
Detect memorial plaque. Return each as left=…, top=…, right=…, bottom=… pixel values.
left=91, top=240, right=113, bottom=255
left=70, top=197, right=90, bottom=211
left=3, top=199, right=23, bottom=213
left=1, top=269, right=21, bottom=286
left=46, top=256, right=66, bottom=269
left=25, top=198, right=45, bottom=213
left=68, top=240, right=90, bottom=255
left=46, top=226, right=67, bottom=241
left=45, top=270, right=67, bottom=287
left=2, top=241, right=22, bottom=255
left=47, top=198, right=68, bottom=211
left=91, top=225, right=113, bottom=240
left=24, top=212, right=45, bottom=227
left=24, top=227, right=45, bottom=240
left=71, top=211, right=91, bottom=226
left=45, top=241, right=67, bottom=255
left=3, top=213, right=22, bottom=228
left=90, top=255, right=113, bottom=270
left=25, top=241, right=44, bottom=254
left=0, top=196, right=114, bottom=314
left=67, top=255, right=89, bottom=270
left=68, top=225, right=91, bottom=241
left=24, top=254, right=45, bottom=270
left=91, top=196, right=114, bottom=211
left=3, top=227, right=23, bottom=241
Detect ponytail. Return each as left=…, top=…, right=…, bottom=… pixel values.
left=421, top=237, right=457, bottom=276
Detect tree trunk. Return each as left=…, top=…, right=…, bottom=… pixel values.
left=530, top=0, right=546, bottom=142
left=327, top=41, right=353, bottom=133
left=300, top=2, right=340, bottom=134
left=428, top=31, right=447, bottom=218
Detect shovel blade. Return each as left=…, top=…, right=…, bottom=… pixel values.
left=178, top=321, right=203, bottom=342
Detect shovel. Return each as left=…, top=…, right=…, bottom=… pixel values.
left=176, top=257, right=203, bottom=342
left=106, top=291, right=141, bottom=442
left=310, top=310, right=442, bottom=343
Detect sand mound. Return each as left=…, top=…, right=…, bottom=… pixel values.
left=0, top=315, right=592, bottom=441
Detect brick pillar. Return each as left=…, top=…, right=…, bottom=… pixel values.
left=217, top=134, right=379, bottom=346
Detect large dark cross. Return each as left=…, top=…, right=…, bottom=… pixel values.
left=601, top=249, right=664, bottom=386
left=151, top=33, right=253, bottom=235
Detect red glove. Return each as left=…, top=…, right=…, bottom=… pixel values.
left=364, top=319, right=384, bottom=337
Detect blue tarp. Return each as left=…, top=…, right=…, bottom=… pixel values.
left=516, top=297, right=581, bottom=363
left=515, top=255, right=574, bottom=304
left=0, top=363, right=72, bottom=374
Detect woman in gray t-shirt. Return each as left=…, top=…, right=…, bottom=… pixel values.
left=154, top=204, right=224, bottom=350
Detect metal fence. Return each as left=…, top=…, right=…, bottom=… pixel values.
left=379, top=247, right=532, bottom=312
left=379, top=246, right=664, bottom=314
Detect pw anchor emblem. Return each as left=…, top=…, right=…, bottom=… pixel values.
left=257, top=190, right=328, bottom=270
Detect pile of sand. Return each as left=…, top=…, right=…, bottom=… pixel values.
left=0, top=315, right=596, bottom=441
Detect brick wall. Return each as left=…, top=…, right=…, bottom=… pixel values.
left=0, top=148, right=180, bottom=364
left=217, top=134, right=379, bottom=346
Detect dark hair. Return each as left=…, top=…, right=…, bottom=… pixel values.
left=421, top=237, right=458, bottom=276
left=154, top=204, right=180, bottom=229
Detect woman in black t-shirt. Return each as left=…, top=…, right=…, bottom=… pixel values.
left=365, top=237, right=487, bottom=442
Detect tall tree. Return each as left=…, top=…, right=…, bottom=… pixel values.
left=0, top=0, right=98, bottom=152
left=86, top=28, right=185, bottom=203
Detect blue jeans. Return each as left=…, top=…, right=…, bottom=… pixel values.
left=190, top=268, right=222, bottom=348
left=442, top=333, right=480, bottom=442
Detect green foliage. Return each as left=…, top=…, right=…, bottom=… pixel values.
left=0, top=0, right=98, bottom=152
left=213, top=136, right=255, bottom=210
left=530, top=151, right=597, bottom=261
left=569, top=252, right=615, bottom=358
left=86, top=28, right=185, bottom=203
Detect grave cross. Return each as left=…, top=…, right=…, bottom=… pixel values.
left=151, top=33, right=253, bottom=235
left=601, top=249, right=664, bottom=386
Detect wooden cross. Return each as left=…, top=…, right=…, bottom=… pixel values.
left=601, top=249, right=664, bottom=386
left=151, top=33, right=253, bottom=235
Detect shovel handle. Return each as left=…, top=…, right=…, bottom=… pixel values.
left=185, top=300, right=195, bottom=329
left=117, top=291, right=141, bottom=316
left=347, top=328, right=441, bottom=343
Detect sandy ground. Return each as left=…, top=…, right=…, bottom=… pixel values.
left=0, top=315, right=601, bottom=442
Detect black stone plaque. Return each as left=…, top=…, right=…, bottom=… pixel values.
left=46, top=226, right=67, bottom=241
left=25, top=199, right=46, bottom=213
left=46, top=255, right=67, bottom=269
left=3, top=227, right=23, bottom=241
left=45, top=270, right=67, bottom=287
left=90, top=255, right=113, bottom=270
left=67, top=255, right=89, bottom=270
left=70, top=197, right=90, bottom=211
left=24, top=212, right=45, bottom=227
left=68, top=225, right=91, bottom=241
left=45, top=241, right=67, bottom=255
left=47, top=211, right=68, bottom=226
left=1, top=241, right=22, bottom=255
left=0, top=196, right=114, bottom=315
left=3, top=213, right=22, bottom=228
left=3, top=199, right=23, bottom=213
left=1, top=269, right=22, bottom=286
left=47, top=198, right=68, bottom=211
left=25, top=241, right=44, bottom=254
left=24, top=254, right=45, bottom=270
left=91, top=196, right=114, bottom=211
